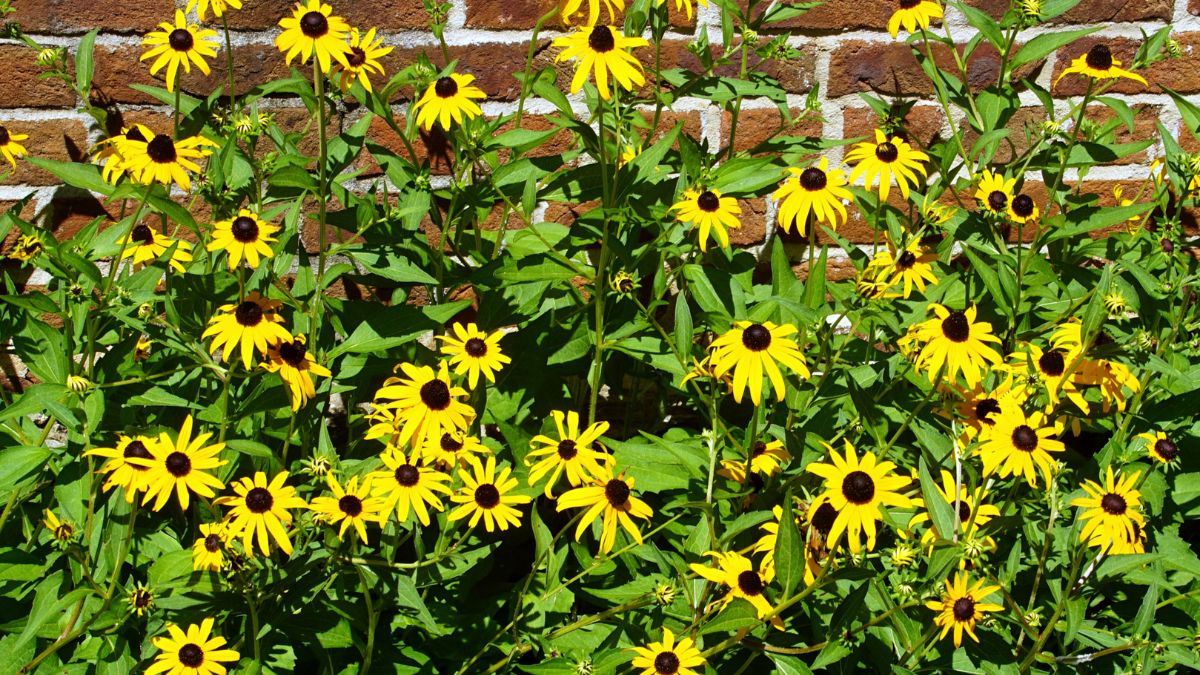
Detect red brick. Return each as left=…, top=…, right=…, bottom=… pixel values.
left=967, top=0, right=1171, bottom=23
left=1193, top=0, right=1200, bottom=16
left=381, top=42, right=544, bottom=102
left=1052, top=34, right=1200, bottom=96
left=644, top=41, right=817, bottom=95
left=1078, top=104, right=1160, bottom=165
left=843, top=105, right=943, bottom=149
left=721, top=107, right=822, bottom=154
left=0, top=118, right=89, bottom=185
left=759, top=0, right=891, bottom=33
left=9, top=0, right=173, bottom=34
left=466, top=0, right=695, bottom=29
left=225, top=0, right=431, bottom=31
left=827, top=41, right=1005, bottom=98
left=0, top=46, right=75, bottom=108
left=730, top=198, right=766, bottom=245
left=358, top=114, right=454, bottom=176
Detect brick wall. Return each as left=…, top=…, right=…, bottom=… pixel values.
left=2, top=0, right=1199, bottom=278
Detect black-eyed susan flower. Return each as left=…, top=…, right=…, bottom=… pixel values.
left=974, top=170, right=1015, bottom=217
left=671, top=188, right=742, bottom=251
left=773, top=157, right=853, bottom=235
left=369, top=449, right=453, bottom=527
left=906, top=471, right=1000, bottom=549
left=976, top=402, right=1064, bottom=487
left=1008, top=192, right=1039, bottom=224
left=887, top=0, right=943, bottom=38
left=333, top=27, right=392, bottom=92
left=146, top=618, right=239, bottom=675
left=7, top=233, right=42, bottom=264
left=951, top=377, right=1023, bottom=443
left=437, top=322, right=511, bottom=389
left=557, top=466, right=653, bottom=554
left=275, top=0, right=353, bottom=73
left=135, top=336, right=153, bottom=362
left=899, top=304, right=1003, bottom=388
left=119, top=223, right=194, bottom=273
left=447, top=456, right=531, bottom=532
left=1073, top=358, right=1139, bottom=414
left=925, top=572, right=1003, bottom=647
left=94, top=125, right=151, bottom=184
left=656, top=0, right=709, bottom=20
left=1000, top=343, right=1087, bottom=412
left=708, top=320, right=811, bottom=406
left=688, top=551, right=783, bottom=628
left=1055, top=44, right=1147, bottom=88
left=526, top=410, right=613, bottom=498
left=866, top=238, right=938, bottom=299
left=679, top=355, right=733, bottom=391
left=560, top=0, right=624, bottom=24
left=141, top=416, right=226, bottom=512
left=192, top=522, right=229, bottom=572
left=369, top=361, right=476, bottom=449
left=0, top=125, right=29, bottom=169
left=610, top=270, right=637, bottom=295
left=806, top=441, right=913, bottom=554
left=845, top=129, right=929, bottom=200
left=216, top=471, right=308, bottom=557
left=1048, top=320, right=1085, bottom=359
left=187, top=0, right=243, bottom=21
left=85, top=434, right=159, bottom=502
left=202, top=291, right=292, bottom=371
left=206, top=209, right=279, bottom=270
left=420, top=430, right=491, bottom=470
left=140, top=10, right=219, bottom=93
left=1071, top=466, right=1145, bottom=553
left=262, top=334, right=331, bottom=411
left=718, top=437, right=791, bottom=484
left=120, top=131, right=217, bottom=192
left=127, top=583, right=155, bottom=617
left=1137, top=430, right=1180, bottom=466
left=309, top=474, right=386, bottom=543
left=630, top=628, right=705, bottom=675
left=43, top=509, right=76, bottom=543
left=413, top=73, right=486, bottom=131
left=553, top=24, right=648, bottom=101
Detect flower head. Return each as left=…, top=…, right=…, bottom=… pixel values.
left=146, top=618, right=239, bottom=675
left=671, top=188, right=742, bottom=251
left=141, top=415, right=227, bottom=512
left=215, top=471, right=309, bottom=556
left=192, top=522, right=230, bottom=572
left=976, top=402, right=1064, bottom=487
left=207, top=209, right=279, bottom=270
left=630, top=628, right=705, bottom=675
left=85, top=434, right=160, bottom=502
left=805, top=441, right=913, bottom=553
left=186, top=0, right=243, bottom=21
left=437, top=323, right=511, bottom=389
left=119, top=131, right=217, bottom=191
left=413, top=73, right=486, bottom=131
left=527, top=410, right=612, bottom=498
left=708, top=320, right=811, bottom=405
left=553, top=25, right=648, bottom=101
left=1071, top=466, right=1146, bottom=553
left=899, top=304, right=1003, bottom=388
left=309, top=474, right=386, bottom=543
left=887, top=0, right=943, bottom=38
left=974, top=170, right=1015, bottom=217
left=140, top=10, right=219, bottom=93
left=202, top=291, right=293, bottom=371
left=262, top=334, right=331, bottom=411
left=773, top=157, right=853, bottom=235
left=1055, top=44, right=1147, bottom=87
left=557, top=465, right=653, bottom=554
left=845, top=129, right=929, bottom=200
left=368, top=361, right=476, bottom=449
left=925, top=572, right=1003, bottom=647
left=369, top=449, right=453, bottom=527
left=0, top=124, right=29, bottom=169
left=448, top=456, right=532, bottom=532
left=120, top=223, right=194, bottom=273
left=689, top=551, right=783, bottom=628
left=275, top=0, right=353, bottom=73
left=333, top=27, right=392, bottom=92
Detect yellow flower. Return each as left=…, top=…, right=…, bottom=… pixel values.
left=413, top=73, right=486, bottom=131
left=1071, top=466, right=1145, bottom=553
left=805, top=441, right=913, bottom=554
left=707, top=320, right=811, bottom=405
left=275, top=0, right=353, bottom=73
left=0, top=124, right=29, bottom=169
left=368, top=361, right=476, bottom=449
left=887, top=0, right=943, bottom=38
left=140, top=10, right=219, bottom=93
left=559, top=0, right=624, bottom=25
left=671, top=188, right=742, bottom=251
left=899, top=304, right=1003, bottom=388
left=557, top=466, right=653, bottom=554
left=187, top=0, right=243, bottom=21
left=369, top=449, right=453, bottom=527
left=718, top=438, right=791, bottom=484
left=866, top=238, right=938, bottom=299
left=309, top=474, right=386, bottom=543
left=119, top=131, right=217, bottom=192
left=191, top=522, right=230, bottom=572
left=202, top=291, right=292, bottom=371
left=689, top=551, right=783, bottom=628
left=146, top=618, right=239, bottom=675
left=1007, top=191, right=1040, bottom=224
left=1137, top=430, right=1180, bottom=465
left=94, top=126, right=151, bottom=184
left=1055, top=44, right=1147, bottom=88
left=261, top=334, right=331, bottom=411
left=43, top=509, right=76, bottom=542
left=976, top=401, right=1064, bottom=487
left=128, top=583, right=155, bottom=617
left=7, top=233, right=42, bottom=264
left=120, top=223, right=194, bottom=273
left=906, top=471, right=1000, bottom=550
left=773, top=157, right=853, bottom=235
left=656, top=0, right=709, bottom=20
left=207, top=209, right=279, bottom=270
left=84, top=434, right=159, bottom=502
left=419, top=429, right=492, bottom=470
left=447, top=456, right=532, bottom=532
left=141, top=415, right=227, bottom=512
left=999, top=342, right=1089, bottom=412
left=216, top=471, right=309, bottom=557
left=974, top=169, right=1015, bottom=216
left=553, top=25, right=648, bottom=101
left=845, top=129, right=929, bottom=200
left=334, top=27, right=393, bottom=92
left=630, top=628, right=706, bottom=675
left=526, top=410, right=613, bottom=498
left=925, top=572, right=1003, bottom=647
left=437, top=322, right=511, bottom=389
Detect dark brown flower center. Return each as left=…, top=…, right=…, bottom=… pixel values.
left=941, top=310, right=970, bottom=342
left=1100, top=492, right=1127, bottom=515
left=394, top=464, right=420, bottom=486
left=799, top=167, right=827, bottom=191
left=204, top=534, right=222, bottom=552
left=168, top=28, right=194, bottom=52
left=875, top=141, right=899, bottom=162
left=1011, top=194, right=1035, bottom=218
left=1011, top=425, right=1039, bottom=452
left=133, top=589, right=153, bottom=607
left=299, top=11, right=329, bottom=38
left=841, top=470, right=875, bottom=504
left=165, top=451, right=191, bottom=477
left=654, top=651, right=681, bottom=674
left=588, top=25, right=615, bottom=52
left=1038, top=349, right=1065, bottom=377
left=987, top=190, right=1007, bottom=212
left=125, top=127, right=147, bottom=142
left=957, top=501, right=971, bottom=523
left=419, top=379, right=451, bottom=410
left=177, top=643, right=204, bottom=668
left=347, top=46, right=366, bottom=67
left=474, top=483, right=500, bottom=508
left=696, top=190, right=720, bottom=212
left=440, top=433, right=463, bottom=452
left=338, top=494, right=363, bottom=517
left=231, top=215, right=259, bottom=243
left=131, top=224, right=155, bottom=245
left=124, top=440, right=153, bottom=470
left=464, top=338, right=488, bottom=357
left=741, top=324, right=772, bottom=351
left=1086, top=44, right=1113, bottom=70
left=1154, top=438, right=1178, bottom=461
left=811, top=501, right=837, bottom=535
left=245, top=487, right=274, bottom=513
left=737, top=570, right=764, bottom=595
left=975, top=398, right=1001, bottom=424
left=434, top=76, right=458, bottom=97
left=618, top=278, right=633, bottom=292
left=234, top=300, right=264, bottom=327
left=898, top=0, right=921, bottom=8
left=604, top=478, right=630, bottom=506
left=278, top=340, right=307, bottom=367
left=896, top=250, right=916, bottom=269
left=557, top=439, right=578, bottom=460
left=751, top=441, right=766, bottom=457
left=146, top=134, right=177, bottom=163
left=0, top=126, right=9, bottom=145
left=952, top=596, right=975, bottom=621
left=55, top=524, right=74, bottom=539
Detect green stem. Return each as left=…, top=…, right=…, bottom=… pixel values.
left=221, top=14, right=236, bottom=111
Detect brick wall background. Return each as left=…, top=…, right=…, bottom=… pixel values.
left=2, top=0, right=1199, bottom=285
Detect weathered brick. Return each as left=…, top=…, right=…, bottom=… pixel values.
left=0, top=118, right=89, bottom=185
left=729, top=198, right=767, bottom=245
left=381, top=42, right=544, bottom=102
left=968, top=0, right=1171, bottom=23
left=827, top=40, right=1006, bottom=98
left=10, top=0, right=173, bottom=34
left=466, top=0, right=695, bottom=29
left=758, top=0, right=891, bottom=33
left=225, top=0, right=431, bottom=31
left=843, top=105, right=944, bottom=149
left=721, top=107, right=822, bottom=154
left=1052, top=34, right=1200, bottom=96
left=0, top=46, right=75, bottom=108
left=358, top=113, right=454, bottom=176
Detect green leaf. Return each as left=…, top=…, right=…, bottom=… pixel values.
left=25, top=158, right=112, bottom=196
left=803, top=245, right=827, bottom=310
left=774, top=495, right=805, bottom=596
left=0, top=446, right=51, bottom=495
left=1010, top=27, right=1102, bottom=70
left=394, top=576, right=443, bottom=635
left=918, top=458, right=955, bottom=541
left=1131, top=582, right=1158, bottom=636
left=828, top=581, right=869, bottom=633
left=16, top=571, right=90, bottom=651
left=496, top=254, right=583, bottom=283
left=698, top=598, right=759, bottom=635
left=674, top=295, right=693, bottom=359
left=76, top=29, right=98, bottom=93
left=710, top=157, right=782, bottom=196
